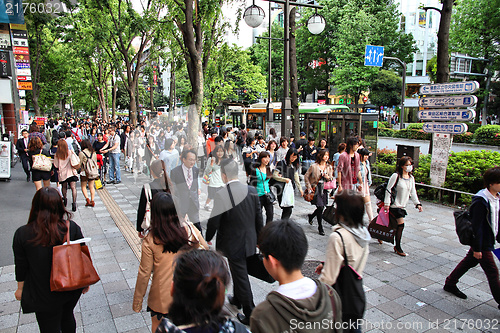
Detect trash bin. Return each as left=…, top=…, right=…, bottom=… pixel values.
left=396, top=144, right=420, bottom=168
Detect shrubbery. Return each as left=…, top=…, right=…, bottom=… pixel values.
left=378, top=123, right=500, bottom=146
left=373, top=149, right=500, bottom=205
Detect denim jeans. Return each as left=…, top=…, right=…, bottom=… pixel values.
left=109, top=153, right=121, bottom=182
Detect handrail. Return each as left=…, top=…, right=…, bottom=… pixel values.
left=372, top=174, right=473, bottom=206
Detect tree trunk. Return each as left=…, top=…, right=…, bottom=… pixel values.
left=436, top=0, right=453, bottom=83
left=290, top=7, right=300, bottom=139
left=169, top=63, right=175, bottom=122
left=129, top=84, right=137, bottom=125
left=150, top=86, right=154, bottom=113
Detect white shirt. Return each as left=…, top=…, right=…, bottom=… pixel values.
left=275, top=277, right=317, bottom=300
left=181, top=163, right=194, bottom=188
left=485, top=189, right=499, bottom=239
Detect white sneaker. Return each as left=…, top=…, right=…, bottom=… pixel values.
left=204, top=204, right=211, bottom=211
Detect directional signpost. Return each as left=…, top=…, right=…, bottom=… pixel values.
left=418, top=95, right=478, bottom=108
left=418, top=109, right=475, bottom=121
left=419, top=80, right=479, bottom=186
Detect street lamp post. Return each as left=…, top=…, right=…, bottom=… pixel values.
left=383, top=56, right=406, bottom=129
left=244, top=0, right=325, bottom=137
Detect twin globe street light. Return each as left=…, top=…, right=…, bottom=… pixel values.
left=243, top=0, right=325, bottom=136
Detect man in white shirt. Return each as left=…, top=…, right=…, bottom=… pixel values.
left=101, top=126, right=121, bottom=184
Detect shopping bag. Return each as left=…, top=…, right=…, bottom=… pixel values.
left=368, top=217, right=395, bottom=244
left=281, top=182, right=295, bottom=207
left=94, top=178, right=103, bottom=190
left=50, top=221, right=100, bottom=291
left=375, top=209, right=390, bottom=227
left=493, top=248, right=500, bottom=261
left=323, top=205, right=336, bottom=226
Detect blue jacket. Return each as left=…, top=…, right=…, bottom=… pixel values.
left=471, top=189, right=500, bottom=252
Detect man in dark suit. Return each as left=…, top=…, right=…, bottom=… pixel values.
left=206, top=158, right=263, bottom=325
left=170, top=149, right=202, bottom=233
left=16, top=129, right=31, bottom=181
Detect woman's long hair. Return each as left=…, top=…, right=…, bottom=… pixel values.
left=28, top=136, right=43, bottom=151
left=149, top=192, right=191, bottom=253
left=315, top=149, right=329, bottom=164
left=28, top=187, right=72, bottom=246
left=334, top=192, right=364, bottom=228
left=211, top=145, right=226, bottom=164
left=256, top=151, right=272, bottom=178
left=55, top=139, right=69, bottom=160
left=169, top=250, right=230, bottom=329
left=80, top=139, right=94, bottom=153
left=396, top=156, right=414, bottom=177
left=285, top=147, right=300, bottom=169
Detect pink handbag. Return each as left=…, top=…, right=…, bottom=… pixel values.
left=375, top=209, right=390, bottom=227
left=324, top=179, right=336, bottom=190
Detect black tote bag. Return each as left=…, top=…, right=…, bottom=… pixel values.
left=332, top=231, right=366, bottom=323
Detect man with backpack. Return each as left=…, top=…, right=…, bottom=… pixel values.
left=250, top=219, right=342, bottom=332
left=444, top=167, right=500, bottom=310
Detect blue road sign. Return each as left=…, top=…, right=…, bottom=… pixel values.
left=419, top=81, right=480, bottom=95
left=422, top=123, right=468, bottom=134
left=418, top=109, right=476, bottom=121
left=364, top=45, right=384, bottom=67
left=419, top=95, right=478, bottom=108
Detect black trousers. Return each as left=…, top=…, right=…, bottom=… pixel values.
left=186, top=200, right=202, bottom=236
left=35, top=292, right=81, bottom=333
left=20, top=155, right=30, bottom=177
left=259, top=195, right=274, bottom=224
left=228, top=256, right=255, bottom=318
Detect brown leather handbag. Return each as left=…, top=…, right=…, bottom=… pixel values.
left=50, top=221, right=100, bottom=292
left=304, top=186, right=316, bottom=202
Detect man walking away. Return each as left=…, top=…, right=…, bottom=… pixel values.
left=206, top=159, right=263, bottom=325
left=101, top=126, right=121, bottom=184
left=250, top=219, right=342, bottom=333
left=444, top=167, right=500, bottom=310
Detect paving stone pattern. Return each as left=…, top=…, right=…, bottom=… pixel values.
left=1, top=163, right=499, bottom=332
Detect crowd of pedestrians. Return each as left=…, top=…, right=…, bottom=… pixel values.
left=9, top=115, right=500, bottom=333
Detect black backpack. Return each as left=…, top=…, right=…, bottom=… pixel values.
left=374, top=174, right=399, bottom=203
left=454, top=209, right=474, bottom=246
left=236, top=133, right=243, bottom=146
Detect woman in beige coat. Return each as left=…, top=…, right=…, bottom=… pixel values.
left=133, top=192, right=207, bottom=333
left=304, top=149, right=334, bottom=235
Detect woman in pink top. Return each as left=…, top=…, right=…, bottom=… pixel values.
left=336, top=137, right=362, bottom=194
left=53, top=139, right=79, bottom=212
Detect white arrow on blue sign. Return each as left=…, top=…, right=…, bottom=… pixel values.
left=418, top=109, right=476, bottom=121
left=419, top=81, right=480, bottom=95
left=419, top=95, right=478, bottom=108
left=364, top=45, right=384, bottom=67
left=422, top=123, right=468, bottom=134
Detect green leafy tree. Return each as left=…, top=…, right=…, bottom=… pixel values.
left=450, top=0, right=500, bottom=122
left=248, top=22, right=284, bottom=102
left=369, top=70, right=402, bottom=115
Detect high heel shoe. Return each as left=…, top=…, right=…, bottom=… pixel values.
left=63, top=197, right=67, bottom=207
left=394, top=246, right=407, bottom=257
left=85, top=198, right=92, bottom=207
left=72, top=203, right=77, bottom=212
left=308, top=214, right=314, bottom=225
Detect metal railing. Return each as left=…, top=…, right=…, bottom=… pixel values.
left=373, top=174, right=473, bottom=206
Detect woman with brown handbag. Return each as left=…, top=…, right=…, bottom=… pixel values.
left=27, top=136, right=52, bottom=191
left=133, top=192, right=208, bottom=333
left=304, top=149, right=334, bottom=235
left=13, top=187, right=89, bottom=333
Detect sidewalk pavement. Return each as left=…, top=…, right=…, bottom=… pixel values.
left=1, top=163, right=499, bottom=333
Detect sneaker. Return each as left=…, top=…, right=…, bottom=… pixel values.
left=107, top=180, right=115, bottom=184
left=443, top=284, right=467, bottom=299
left=204, top=204, right=211, bottom=211
left=115, top=180, right=121, bottom=184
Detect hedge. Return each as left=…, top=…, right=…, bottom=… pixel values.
left=378, top=123, right=500, bottom=146
left=374, top=149, right=500, bottom=205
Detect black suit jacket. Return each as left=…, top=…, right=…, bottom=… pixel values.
left=206, top=181, right=263, bottom=260
left=170, top=165, right=200, bottom=216
left=16, top=138, right=29, bottom=158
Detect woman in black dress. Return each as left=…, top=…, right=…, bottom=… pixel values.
left=13, top=187, right=89, bottom=333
